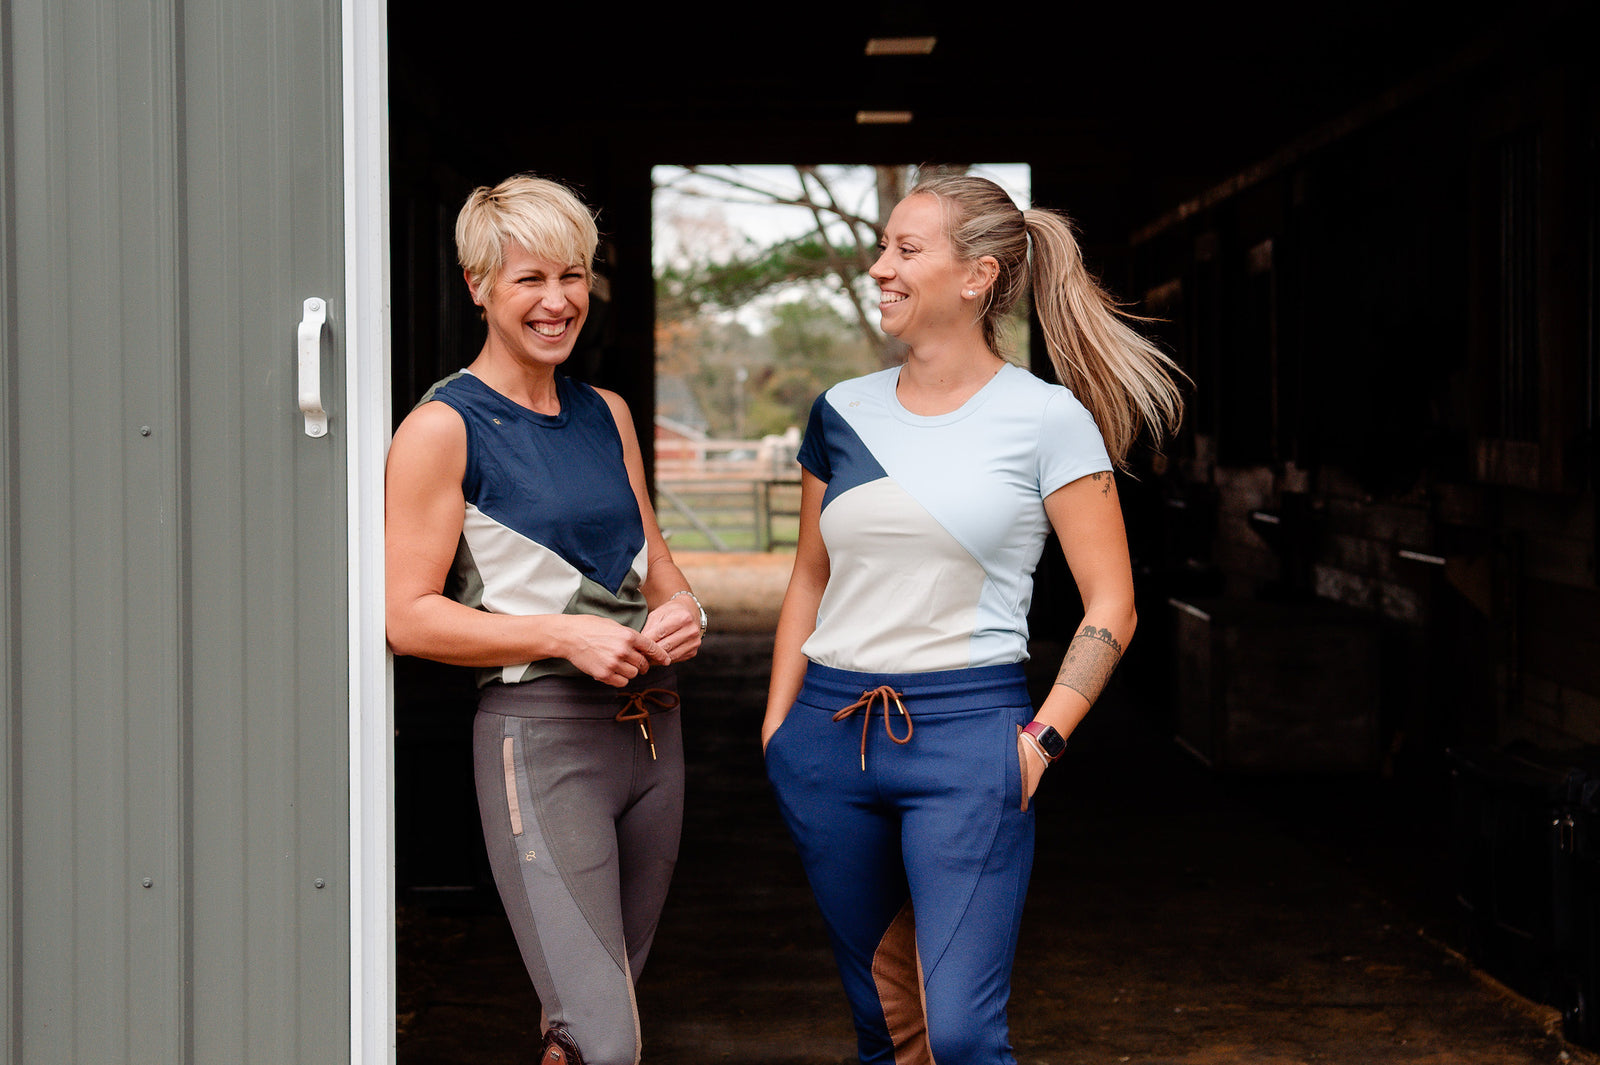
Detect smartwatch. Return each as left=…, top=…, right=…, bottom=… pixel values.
left=1021, top=721, right=1067, bottom=763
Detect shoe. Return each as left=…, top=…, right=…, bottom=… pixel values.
left=540, top=1025, right=584, bottom=1065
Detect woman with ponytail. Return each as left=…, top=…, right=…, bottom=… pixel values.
left=762, top=173, right=1182, bottom=1064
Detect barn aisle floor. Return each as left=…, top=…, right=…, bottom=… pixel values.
left=397, top=623, right=1595, bottom=1065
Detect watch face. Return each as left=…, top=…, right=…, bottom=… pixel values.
left=1029, top=723, right=1067, bottom=759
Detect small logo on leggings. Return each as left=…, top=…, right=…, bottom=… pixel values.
left=524, top=850, right=536, bottom=862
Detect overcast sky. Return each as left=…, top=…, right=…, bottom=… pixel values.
left=652, top=163, right=1030, bottom=268
left=651, top=163, right=1031, bottom=332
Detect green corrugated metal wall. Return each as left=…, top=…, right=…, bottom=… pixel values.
left=0, top=0, right=352, bottom=1059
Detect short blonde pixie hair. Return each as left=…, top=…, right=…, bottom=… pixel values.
left=454, top=174, right=599, bottom=299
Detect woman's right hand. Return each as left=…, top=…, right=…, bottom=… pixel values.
left=760, top=713, right=786, bottom=755
left=563, top=615, right=671, bottom=687
left=1018, top=730, right=1048, bottom=812
left=764, top=470, right=828, bottom=757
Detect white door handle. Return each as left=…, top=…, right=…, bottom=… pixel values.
left=298, top=296, right=329, bottom=438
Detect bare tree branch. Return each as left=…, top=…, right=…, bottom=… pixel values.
left=798, top=166, right=881, bottom=274
left=794, top=167, right=883, bottom=354
left=667, top=165, right=883, bottom=236
left=655, top=164, right=930, bottom=365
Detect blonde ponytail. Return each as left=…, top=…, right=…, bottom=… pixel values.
left=908, top=173, right=1185, bottom=469
left=1024, top=209, right=1185, bottom=467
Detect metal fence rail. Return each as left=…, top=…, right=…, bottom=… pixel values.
left=656, top=477, right=802, bottom=552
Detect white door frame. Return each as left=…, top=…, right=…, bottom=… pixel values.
left=341, top=0, right=394, bottom=1059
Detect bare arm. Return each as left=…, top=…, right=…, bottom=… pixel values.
left=1020, top=470, right=1137, bottom=798
left=597, top=388, right=702, bottom=663
left=762, top=470, right=829, bottom=750
left=383, top=400, right=667, bottom=686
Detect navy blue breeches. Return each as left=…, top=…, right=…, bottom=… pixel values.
left=765, top=661, right=1036, bottom=1065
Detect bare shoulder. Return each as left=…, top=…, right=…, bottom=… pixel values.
left=394, top=399, right=463, bottom=443
left=592, top=387, right=641, bottom=439
left=592, top=385, right=630, bottom=418
left=387, top=400, right=466, bottom=480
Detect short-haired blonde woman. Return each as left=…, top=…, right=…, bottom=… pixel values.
left=762, top=172, right=1183, bottom=1064
left=386, top=174, right=705, bottom=1065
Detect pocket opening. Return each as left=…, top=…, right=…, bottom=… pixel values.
left=501, top=735, right=525, bottom=836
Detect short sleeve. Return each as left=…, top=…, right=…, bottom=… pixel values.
left=1037, top=388, right=1113, bottom=497
left=795, top=392, right=832, bottom=482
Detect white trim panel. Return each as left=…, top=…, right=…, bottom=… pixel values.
left=342, top=0, right=394, bottom=1058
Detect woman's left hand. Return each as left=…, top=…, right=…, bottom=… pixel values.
left=642, top=596, right=702, bottom=664
left=1018, top=731, right=1048, bottom=812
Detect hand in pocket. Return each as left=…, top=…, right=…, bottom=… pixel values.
left=1017, top=728, right=1047, bottom=812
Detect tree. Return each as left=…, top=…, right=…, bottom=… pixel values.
left=747, top=299, right=879, bottom=438
left=654, top=164, right=917, bottom=366
left=652, top=164, right=1032, bottom=440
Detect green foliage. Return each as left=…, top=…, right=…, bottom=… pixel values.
left=653, top=164, right=899, bottom=441
left=657, top=236, right=870, bottom=316
left=656, top=291, right=881, bottom=440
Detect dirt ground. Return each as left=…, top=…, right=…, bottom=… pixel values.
left=673, top=550, right=793, bottom=633
left=396, top=554, right=1599, bottom=1065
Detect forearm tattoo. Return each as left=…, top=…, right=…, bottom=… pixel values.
left=1055, top=624, right=1123, bottom=705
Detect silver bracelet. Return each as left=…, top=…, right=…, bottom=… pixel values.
left=669, top=589, right=707, bottom=636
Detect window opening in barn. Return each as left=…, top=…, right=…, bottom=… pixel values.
left=648, top=163, right=1032, bottom=556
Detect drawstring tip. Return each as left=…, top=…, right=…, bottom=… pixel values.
left=617, top=689, right=674, bottom=764
left=838, top=685, right=909, bottom=772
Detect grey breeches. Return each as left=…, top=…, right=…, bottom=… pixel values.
left=472, top=671, right=684, bottom=1065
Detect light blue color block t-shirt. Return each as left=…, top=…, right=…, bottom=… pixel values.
left=796, top=363, right=1112, bottom=674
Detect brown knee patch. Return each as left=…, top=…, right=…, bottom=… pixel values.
left=871, top=901, right=934, bottom=1064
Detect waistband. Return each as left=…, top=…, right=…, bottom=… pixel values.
left=478, top=667, right=679, bottom=720
left=798, top=660, right=1029, bottom=716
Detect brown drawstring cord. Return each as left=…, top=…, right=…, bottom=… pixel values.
left=616, top=688, right=679, bottom=760
left=832, top=685, right=911, bottom=770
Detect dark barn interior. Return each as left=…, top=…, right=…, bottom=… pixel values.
left=385, top=2, right=1600, bottom=1061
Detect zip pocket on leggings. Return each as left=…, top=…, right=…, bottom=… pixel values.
left=502, top=735, right=525, bottom=836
